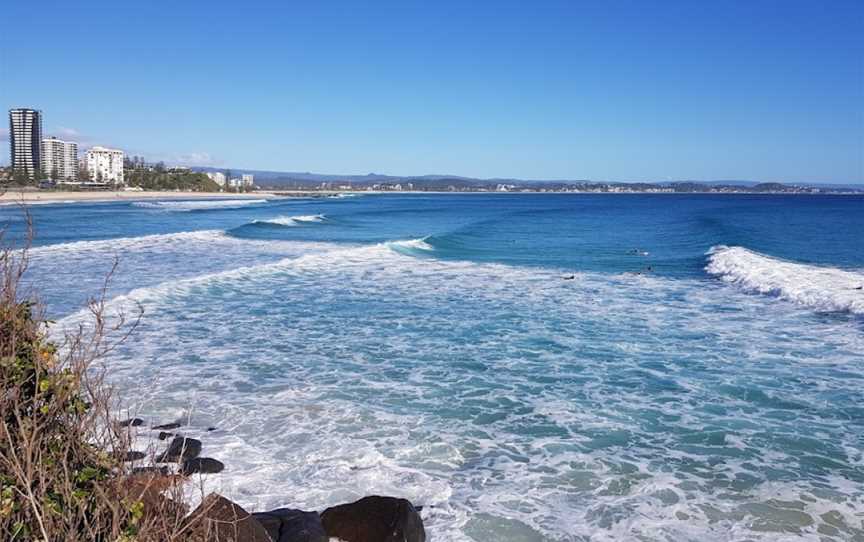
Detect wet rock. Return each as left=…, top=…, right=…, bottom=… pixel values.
left=253, top=508, right=328, bottom=542
left=156, top=436, right=202, bottom=463
left=157, top=431, right=174, bottom=440
left=117, top=418, right=144, bottom=427
left=152, top=422, right=181, bottom=430
left=181, top=457, right=225, bottom=475
left=184, top=493, right=271, bottom=542
left=321, top=496, right=426, bottom=542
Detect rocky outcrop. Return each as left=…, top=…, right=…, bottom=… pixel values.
left=156, top=436, right=202, bottom=463
left=181, top=457, right=225, bottom=475
left=184, top=493, right=272, bottom=542
left=321, top=496, right=426, bottom=542
left=253, top=508, right=328, bottom=542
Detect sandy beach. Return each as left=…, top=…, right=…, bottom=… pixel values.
left=0, top=190, right=275, bottom=205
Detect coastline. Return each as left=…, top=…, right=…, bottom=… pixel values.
left=0, top=190, right=276, bottom=204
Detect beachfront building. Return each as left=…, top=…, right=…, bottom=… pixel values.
left=206, top=171, right=227, bottom=187
left=9, top=108, right=43, bottom=179
left=242, top=174, right=254, bottom=187
left=42, top=137, right=78, bottom=181
left=86, top=146, right=125, bottom=184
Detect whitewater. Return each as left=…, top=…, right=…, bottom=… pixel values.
left=6, top=193, right=864, bottom=541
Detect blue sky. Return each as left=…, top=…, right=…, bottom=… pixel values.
left=1, top=1, right=862, bottom=183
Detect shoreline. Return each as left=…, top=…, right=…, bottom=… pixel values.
left=0, top=190, right=277, bottom=204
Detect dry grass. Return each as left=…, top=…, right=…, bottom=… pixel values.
left=0, top=220, right=204, bottom=541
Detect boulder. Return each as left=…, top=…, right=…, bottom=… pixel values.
left=119, top=472, right=187, bottom=521
left=156, top=436, right=202, bottom=463
left=117, top=418, right=144, bottom=427
left=120, top=450, right=146, bottom=462
left=181, top=457, right=225, bottom=475
left=184, top=493, right=272, bottom=542
left=152, top=422, right=181, bottom=430
left=320, top=496, right=426, bottom=542
left=252, top=508, right=328, bottom=542
left=158, top=431, right=174, bottom=440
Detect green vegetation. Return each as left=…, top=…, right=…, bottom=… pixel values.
left=125, top=168, right=221, bottom=192
left=0, top=241, right=188, bottom=540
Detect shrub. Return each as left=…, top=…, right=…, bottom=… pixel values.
left=0, top=228, right=187, bottom=541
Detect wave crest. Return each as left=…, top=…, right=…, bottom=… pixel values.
left=131, top=199, right=267, bottom=211
left=253, top=214, right=327, bottom=227
left=387, top=237, right=435, bottom=254
left=705, top=245, right=864, bottom=315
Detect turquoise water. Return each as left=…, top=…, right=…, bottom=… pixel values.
left=5, top=194, right=864, bottom=541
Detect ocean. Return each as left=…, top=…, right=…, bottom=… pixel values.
left=4, top=193, right=864, bottom=541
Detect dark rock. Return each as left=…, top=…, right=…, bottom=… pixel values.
left=118, top=418, right=144, bottom=427
left=181, top=457, right=225, bottom=475
left=156, top=436, right=202, bottom=463
left=253, top=508, right=328, bottom=542
left=207, top=426, right=217, bottom=432
left=184, top=493, right=271, bottom=542
left=152, top=422, right=181, bottom=430
left=157, top=431, right=174, bottom=440
left=321, top=496, right=426, bottom=542
left=120, top=451, right=146, bottom=462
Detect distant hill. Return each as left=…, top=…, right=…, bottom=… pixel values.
left=190, top=167, right=862, bottom=193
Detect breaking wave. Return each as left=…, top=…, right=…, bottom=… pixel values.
left=706, top=245, right=864, bottom=315
left=253, top=214, right=327, bottom=227
left=29, top=230, right=230, bottom=256
left=386, top=237, right=435, bottom=256
left=131, top=199, right=268, bottom=211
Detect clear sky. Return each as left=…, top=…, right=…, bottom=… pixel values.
left=1, top=0, right=862, bottom=183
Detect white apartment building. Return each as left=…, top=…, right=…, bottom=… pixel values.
left=242, top=174, right=254, bottom=187
left=86, top=146, right=124, bottom=184
left=206, top=171, right=227, bottom=187
left=42, top=137, right=78, bottom=181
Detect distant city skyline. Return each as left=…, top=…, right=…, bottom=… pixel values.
left=1, top=1, right=862, bottom=184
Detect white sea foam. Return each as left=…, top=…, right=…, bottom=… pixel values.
left=254, top=214, right=327, bottom=226
left=706, top=245, right=864, bottom=315
left=131, top=199, right=267, bottom=211
left=54, top=240, right=864, bottom=541
left=30, top=230, right=229, bottom=256
left=388, top=237, right=434, bottom=252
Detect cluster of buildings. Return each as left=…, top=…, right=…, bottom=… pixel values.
left=205, top=171, right=254, bottom=190
left=9, top=108, right=124, bottom=185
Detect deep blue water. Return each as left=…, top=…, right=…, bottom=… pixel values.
left=3, top=194, right=864, bottom=541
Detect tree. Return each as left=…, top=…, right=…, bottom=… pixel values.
left=78, top=162, right=90, bottom=182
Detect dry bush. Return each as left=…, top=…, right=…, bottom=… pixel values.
left=0, top=220, right=196, bottom=541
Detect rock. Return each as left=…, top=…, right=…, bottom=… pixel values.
left=119, top=473, right=187, bottom=518
left=181, top=457, right=225, bottom=475
left=119, top=450, right=146, bottom=462
left=184, top=493, right=272, bottom=542
left=156, top=436, right=202, bottom=463
left=321, top=496, right=426, bottom=542
left=253, top=508, right=328, bottom=542
left=152, top=422, right=181, bottom=430
left=207, top=426, right=217, bottom=432
left=158, top=431, right=174, bottom=440
left=117, top=418, right=144, bottom=427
